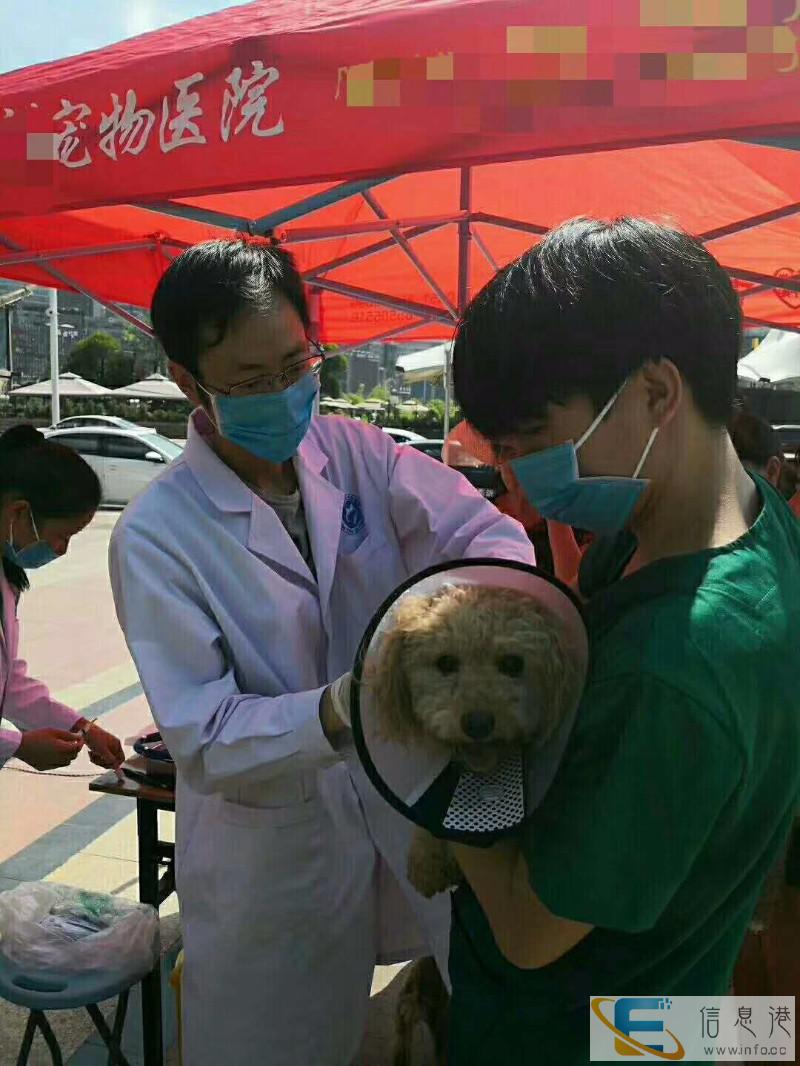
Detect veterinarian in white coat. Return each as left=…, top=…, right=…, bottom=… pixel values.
left=109, top=239, right=534, bottom=1066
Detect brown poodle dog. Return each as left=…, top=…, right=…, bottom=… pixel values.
left=368, top=584, right=579, bottom=1064
left=367, top=583, right=577, bottom=898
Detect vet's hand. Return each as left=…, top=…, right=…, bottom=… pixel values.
left=328, top=673, right=352, bottom=727
left=320, top=678, right=352, bottom=744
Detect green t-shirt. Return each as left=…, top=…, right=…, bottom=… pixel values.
left=449, top=478, right=800, bottom=1065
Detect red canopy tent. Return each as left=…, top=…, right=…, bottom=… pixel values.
left=0, top=0, right=799, bottom=349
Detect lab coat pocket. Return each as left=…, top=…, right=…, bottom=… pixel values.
left=220, top=774, right=320, bottom=829
left=338, top=533, right=387, bottom=564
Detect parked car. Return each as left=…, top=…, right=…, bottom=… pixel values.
left=773, top=425, right=800, bottom=460
left=382, top=427, right=427, bottom=444
left=44, top=427, right=183, bottom=504
left=51, top=415, right=156, bottom=433
left=408, top=438, right=445, bottom=461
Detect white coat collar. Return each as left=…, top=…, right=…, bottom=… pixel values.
left=184, top=411, right=342, bottom=616
left=183, top=409, right=329, bottom=513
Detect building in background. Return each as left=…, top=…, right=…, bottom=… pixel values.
left=344, top=340, right=445, bottom=402
left=0, top=281, right=163, bottom=385
left=0, top=280, right=440, bottom=394
left=0, top=285, right=31, bottom=394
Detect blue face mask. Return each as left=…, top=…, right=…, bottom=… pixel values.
left=510, top=381, right=659, bottom=537
left=210, top=371, right=319, bottom=464
left=4, top=510, right=59, bottom=570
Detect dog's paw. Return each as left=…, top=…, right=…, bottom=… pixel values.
left=407, top=830, right=461, bottom=898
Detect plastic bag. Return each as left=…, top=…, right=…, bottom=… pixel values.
left=0, top=882, right=159, bottom=978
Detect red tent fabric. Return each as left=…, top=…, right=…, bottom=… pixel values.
left=0, top=0, right=799, bottom=341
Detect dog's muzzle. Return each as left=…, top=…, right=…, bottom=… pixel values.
left=460, top=711, right=495, bottom=740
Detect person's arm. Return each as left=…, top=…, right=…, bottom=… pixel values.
left=450, top=838, right=593, bottom=968
left=387, top=444, right=536, bottom=571
left=0, top=727, right=23, bottom=763
left=3, top=651, right=83, bottom=738
left=450, top=673, right=742, bottom=969
left=0, top=647, right=85, bottom=767
left=109, top=523, right=343, bottom=796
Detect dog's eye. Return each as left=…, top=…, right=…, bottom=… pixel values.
left=435, top=655, right=460, bottom=675
left=497, top=654, right=524, bottom=678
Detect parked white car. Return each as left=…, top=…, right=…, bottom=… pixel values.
left=381, top=427, right=427, bottom=444
left=408, top=438, right=445, bottom=461
left=51, top=415, right=156, bottom=433
left=45, top=427, right=183, bottom=505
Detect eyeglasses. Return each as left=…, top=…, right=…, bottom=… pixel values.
left=199, top=340, right=325, bottom=398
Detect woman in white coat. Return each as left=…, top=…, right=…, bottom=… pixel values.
left=109, top=239, right=534, bottom=1066
left=0, top=425, right=123, bottom=773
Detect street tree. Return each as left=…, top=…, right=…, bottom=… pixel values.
left=65, top=332, right=135, bottom=388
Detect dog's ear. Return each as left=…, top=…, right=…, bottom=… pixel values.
left=512, top=607, right=579, bottom=746
left=367, top=624, right=419, bottom=744
left=532, top=616, right=581, bottom=745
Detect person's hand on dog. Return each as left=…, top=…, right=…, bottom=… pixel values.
left=320, top=673, right=353, bottom=743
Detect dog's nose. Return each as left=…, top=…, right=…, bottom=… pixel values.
left=461, top=711, right=495, bottom=740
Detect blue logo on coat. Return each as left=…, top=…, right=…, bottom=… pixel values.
left=342, top=494, right=366, bottom=536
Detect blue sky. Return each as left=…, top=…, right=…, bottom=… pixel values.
left=0, top=1, right=245, bottom=74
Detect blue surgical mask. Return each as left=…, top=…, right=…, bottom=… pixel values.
left=210, top=372, right=319, bottom=463
left=510, top=381, right=659, bottom=536
left=4, top=510, right=59, bottom=570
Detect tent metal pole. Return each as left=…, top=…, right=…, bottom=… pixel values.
left=253, top=177, right=394, bottom=233
left=0, top=240, right=160, bottom=270
left=734, top=137, right=800, bottom=152
left=457, top=168, right=472, bottom=316
left=303, top=223, right=446, bottom=279
left=281, top=212, right=466, bottom=244
left=739, top=281, right=778, bottom=298
left=332, top=320, right=436, bottom=351
left=138, top=202, right=252, bottom=230
left=0, top=235, right=155, bottom=335
left=361, top=190, right=458, bottom=318
left=699, top=201, right=800, bottom=242
left=48, top=288, right=60, bottom=425
left=309, top=277, right=452, bottom=324
left=726, top=268, right=800, bottom=293
left=472, top=230, right=499, bottom=273
left=447, top=166, right=472, bottom=440
left=470, top=212, right=549, bottom=237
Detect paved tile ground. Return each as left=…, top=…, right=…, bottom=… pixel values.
left=0, top=511, right=418, bottom=1064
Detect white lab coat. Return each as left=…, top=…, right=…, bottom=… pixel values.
left=109, top=412, right=534, bottom=1066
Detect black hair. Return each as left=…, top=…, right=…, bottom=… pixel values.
left=729, top=409, right=783, bottom=470
left=0, top=424, right=101, bottom=592
left=453, top=217, right=741, bottom=441
left=151, top=238, right=310, bottom=376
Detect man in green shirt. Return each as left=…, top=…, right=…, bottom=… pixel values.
left=446, top=218, right=800, bottom=1063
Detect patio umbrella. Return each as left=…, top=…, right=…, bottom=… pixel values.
left=10, top=371, right=111, bottom=396
left=112, top=373, right=186, bottom=400
left=319, top=397, right=355, bottom=410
